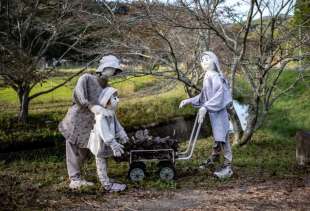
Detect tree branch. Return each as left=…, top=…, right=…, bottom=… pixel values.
left=29, top=56, right=100, bottom=100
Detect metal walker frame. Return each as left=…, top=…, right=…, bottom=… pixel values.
left=129, top=113, right=202, bottom=164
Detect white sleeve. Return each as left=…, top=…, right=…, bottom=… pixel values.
left=187, top=93, right=202, bottom=108
left=95, top=114, right=115, bottom=144
left=114, top=118, right=128, bottom=139
left=202, top=76, right=225, bottom=112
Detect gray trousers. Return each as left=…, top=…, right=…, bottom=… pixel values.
left=212, top=135, right=233, bottom=165
left=66, top=140, right=110, bottom=186
left=66, top=141, right=88, bottom=181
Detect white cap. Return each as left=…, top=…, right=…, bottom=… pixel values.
left=99, top=87, right=118, bottom=107
left=96, top=55, right=123, bottom=75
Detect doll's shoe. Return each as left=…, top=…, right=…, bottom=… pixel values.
left=69, top=179, right=94, bottom=189
left=105, top=182, right=127, bottom=192
left=199, top=155, right=220, bottom=169
left=214, top=165, right=233, bottom=179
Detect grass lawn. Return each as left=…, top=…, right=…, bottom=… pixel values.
left=0, top=69, right=309, bottom=209
left=0, top=74, right=195, bottom=150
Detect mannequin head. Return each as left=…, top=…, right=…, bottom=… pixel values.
left=201, top=54, right=215, bottom=72
left=99, top=87, right=119, bottom=111
left=96, top=67, right=116, bottom=88
left=106, top=93, right=119, bottom=111
left=95, top=55, right=123, bottom=88
left=98, top=67, right=116, bottom=79
left=200, top=51, right=220, bottom=73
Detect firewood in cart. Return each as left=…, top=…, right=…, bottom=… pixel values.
left=114, top=129, right=179, bottom=162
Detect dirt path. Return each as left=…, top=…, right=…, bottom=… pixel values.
left=54, top=178, right=310, bottom=210
left=2, top=170, right=310, bottom=210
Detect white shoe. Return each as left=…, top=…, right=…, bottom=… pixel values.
left=104, top=182, right=127, bottom=192
left=214, top=165, right=233, bottom=179
left=69, top=179, right=94, bottom=189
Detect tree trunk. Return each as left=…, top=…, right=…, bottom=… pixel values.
left=228, top=55, right=243, bottom=145
left=238, top=103, right=259, bottom=146
left=227, top=105, right=243, bottom=145
left=18, top=87, right=31, bottom=123
left=255, top=110, right=268, bottom=130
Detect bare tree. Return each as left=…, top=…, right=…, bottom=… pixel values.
left=112, top=0, right=309, bottom=145
left=106, top=2, right=204, bottom=91
left=0, top=0, right=114, bottom=122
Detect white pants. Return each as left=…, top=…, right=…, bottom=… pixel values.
left=95, top=157, right=110, bottom=186
left=66, top=140, right=110, bottom=186
left=66, top=141, right=88, bottom=180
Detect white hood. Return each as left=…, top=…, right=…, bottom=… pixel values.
left=201, top=51, right=224, bottom=77
left=99, top=87, right=118, bottom=107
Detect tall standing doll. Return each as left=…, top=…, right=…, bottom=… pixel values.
left=179, top=51, right=233, bottom=179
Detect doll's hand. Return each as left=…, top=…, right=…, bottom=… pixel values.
left=119, top=135, right=129, bottom=144
left=110, top=140, right=124, bottom=157
left=179, top=99, right=190, bottom=108
left=90, top=105, right=113, bottom=116
left=198, top=107, right=207, bottom=124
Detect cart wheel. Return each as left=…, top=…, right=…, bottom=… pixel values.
left=158, top=161, right=176, bottom=181
left=128, top=162, right=146, bottom=182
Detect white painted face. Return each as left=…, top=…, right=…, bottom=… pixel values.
left=99, top=67, right=116, bottom=79
left=200, top=54, right=214, bottom=72
left=107, top=93, right=119, bottom=111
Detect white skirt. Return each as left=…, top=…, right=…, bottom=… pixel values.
left=208, top=109, right=230, bottom=142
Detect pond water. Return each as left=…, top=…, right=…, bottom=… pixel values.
left=1, top=100, right=250, bottom=154
left=127, top=116, right=210, bottom=141
left=129, top=99, right=249, bottom=141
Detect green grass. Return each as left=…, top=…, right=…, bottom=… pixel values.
left=0, top=69, right=308, bottom=149
left=0, top=77, right=76, bottom=107
left=0, top=72, right=195, bottom=149
left=0, top=74, right=159, bottom=105
left=263, top=71, right=310, bottom=137
left=118, top=85, right=194, bottom=128
left=111, top=75, right=159, bottom=97
left=0, top=69, right=309, bottom=181
left=0, top=130, right=303, bottom=194
left=0, top=69, right=309, bottom=210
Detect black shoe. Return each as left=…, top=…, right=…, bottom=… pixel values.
left=199, top=155, right=220, bottom=169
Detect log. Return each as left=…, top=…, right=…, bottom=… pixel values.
left=295, top=131, right=310, bottom=166
left=114, top=129, right=179, bottom=162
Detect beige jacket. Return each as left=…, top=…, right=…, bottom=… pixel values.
left=59, top=73, right=104, bottom=147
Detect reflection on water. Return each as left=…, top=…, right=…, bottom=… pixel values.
left=229, top=100, right=249, bottom=132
